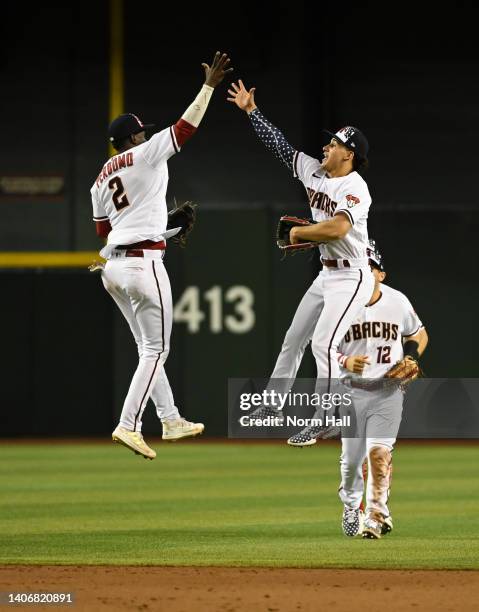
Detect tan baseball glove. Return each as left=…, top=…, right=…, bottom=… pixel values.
left=384, top=357, right=423, bottom=387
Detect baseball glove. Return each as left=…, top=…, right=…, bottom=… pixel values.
left=384, top=357, right=423, bottom=388
left=276, top=215, right=319, bottom=255
left=167, top=200, right=197, bottom=247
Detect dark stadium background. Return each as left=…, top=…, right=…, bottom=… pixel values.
left=1, top=1, right=477, bottom=436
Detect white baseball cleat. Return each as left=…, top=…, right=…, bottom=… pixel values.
left=362, top=516, right=383, bottom=539
left=112, top=426, right=156, bottom=460
left=162, top=418, right=205, bottom=442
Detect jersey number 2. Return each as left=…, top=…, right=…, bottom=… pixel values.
left=377, top=345, right=391, bottom=363
left=108, top=177, right=130, bottom=211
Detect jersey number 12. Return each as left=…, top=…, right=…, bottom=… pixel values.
left=377, top=345, right=391, bottom=363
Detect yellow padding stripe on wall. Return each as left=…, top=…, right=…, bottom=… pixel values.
left=0, top=252, right=103, bottom=268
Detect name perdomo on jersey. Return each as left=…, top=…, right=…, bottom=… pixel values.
left=95, top=152, right=134, bottom=188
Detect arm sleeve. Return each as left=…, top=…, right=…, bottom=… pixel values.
left=95, top=220, right=111, bottom=238
left=143, top=127, right=179, bottom=167
left=91, top=188, right=108, bottom=222
left=334, top=185, right=371, bottom=226
left=249, top=108, right=297, bottom=171
left=401, top=297, right=423, bottom=337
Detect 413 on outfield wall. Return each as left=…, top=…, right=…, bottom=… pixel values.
left=173, top=285, right=255, bottom=334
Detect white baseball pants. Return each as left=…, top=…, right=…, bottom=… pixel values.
left=101, top=253, right=180, bottom=432
left=338, top=387, right=403, bottom=517
left=271, top=267, right=374, bottom=384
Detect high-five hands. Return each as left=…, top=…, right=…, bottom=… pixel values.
left=227, top=79, right=257, bottom=113
left=202, top=52, right=233, bottom=88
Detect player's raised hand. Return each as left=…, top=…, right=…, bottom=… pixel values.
left=345, top=355, right=370, bottom=374
left=227, top=80, right=257, bottom=113
left=202, top=52, right=233, bottom=88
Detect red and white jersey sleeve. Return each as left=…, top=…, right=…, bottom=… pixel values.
left=334, top=179, right=371, bottom=227
left=90, top=127, right=179, bottom=248
left=143, top=127, right=180, bottom=167
left=337, top=284, right=424, bottom=379
left=91, top=187, right=108, bottom=222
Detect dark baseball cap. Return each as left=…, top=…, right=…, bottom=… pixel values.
left=108, top=113, right=155, bottom=143
left=324, top=126, right=369, bottom=160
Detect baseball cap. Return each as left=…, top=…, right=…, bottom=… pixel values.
left=367, top=239, right=384, bottom=271
left=324, top=126, right=369, bottom=160
left=108, top=113, right=155, bottom=143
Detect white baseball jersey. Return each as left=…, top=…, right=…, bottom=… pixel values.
left=293, top=151, right=371, bottom=260
left=338, top=283, right=423, bottom=379
left=90, top=127, right=180, bottom=248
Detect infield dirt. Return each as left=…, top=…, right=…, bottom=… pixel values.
left=1, top=565, right=478, bottom=612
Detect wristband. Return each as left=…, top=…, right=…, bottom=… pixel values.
left=403, top=339, right=419, bottom=361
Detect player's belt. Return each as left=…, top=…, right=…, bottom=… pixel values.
left=321, top=256, right=369, bottom=269
left=116, top=240, right=166, bottom=257
left=322, top=258, right=351, bottom=268
left=349, top=379, right=399, bottom=392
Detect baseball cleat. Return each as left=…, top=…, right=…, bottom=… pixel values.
left=162, top=418, right=205, bottom=442
left=247, top=405, right=284, bottom=423
left=362, top=516, right=383, bottom=539
left=342, top=506, right=364, bottom=537
left=381, top=515, right=393, bottom=535
left=287, top=424, right=341, bottom=447
left=112, top=426, right=156, bottom=460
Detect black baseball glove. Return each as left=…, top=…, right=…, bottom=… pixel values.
left=276, top=215, right=319, bottom=255
left=167, top=200, right=197, bottom=247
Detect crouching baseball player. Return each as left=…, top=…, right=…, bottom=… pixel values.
left=337, top=246, right=428, bottom=538
left=90, top=52, right=233, bottom=460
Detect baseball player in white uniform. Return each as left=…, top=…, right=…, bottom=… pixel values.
left=227, top=80, right=375, bottom=416
left=90, top=52, right=233, bottom=460
left=336, top=245, right=428, bottom=538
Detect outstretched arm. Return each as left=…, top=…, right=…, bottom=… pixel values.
left=227, top=80, right=296, bottom=171
left=174, top=52, right=233, bottom=147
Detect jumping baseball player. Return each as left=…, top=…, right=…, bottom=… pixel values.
left=336, top=245, right=428, bottom=538
left=91, top=52, right=233, bottom=460
left=227, top=80, right=375, bottom=424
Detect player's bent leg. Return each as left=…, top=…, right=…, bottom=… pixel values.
left=102, top=261, right=159, bottom=458
left=250, top=279, right=324, bottom=424
left=311, top=268, right=374, bottom=380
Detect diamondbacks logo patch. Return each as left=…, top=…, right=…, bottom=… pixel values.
left=346, top=194, right=360, bottom=208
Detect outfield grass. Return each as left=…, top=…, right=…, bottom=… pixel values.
left=0, top=441, right=478, bottom=569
